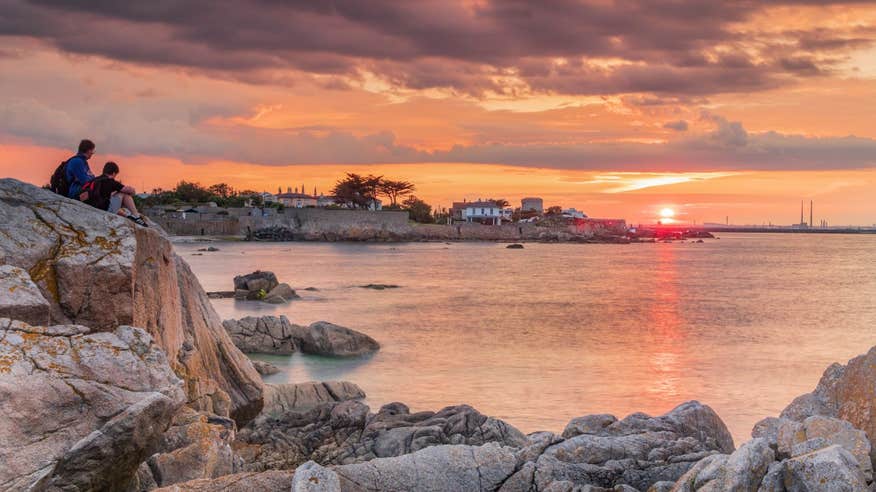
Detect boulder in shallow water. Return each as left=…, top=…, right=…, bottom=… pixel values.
left=251, top=359, right=280, bottom=376
left=298, top=321, right=380, bottom=357
left=222, top=315, right=305, bottom=354
left=266, top=282, right=299, bottom=301
left=0, top=319, right=185, bottom=491
left=233, top=270, right=278, bottom=294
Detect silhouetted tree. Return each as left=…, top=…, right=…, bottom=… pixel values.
left=379, top=179, right=416, bottom=206
left=403, top=195, right=433, bottom=223
left=207, top=183, right=233, bottom=199
left=331, top=173, right=383, bottom=209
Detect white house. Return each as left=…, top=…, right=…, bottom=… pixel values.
left=462, top=201, right=504, bottom=225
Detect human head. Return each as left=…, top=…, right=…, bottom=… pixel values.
left=78, top=139, right=96, bottom=159
left=102, top=161, right=119, bottom=177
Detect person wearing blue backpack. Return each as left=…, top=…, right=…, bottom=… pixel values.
left=65, top=139, right=96, bottom=199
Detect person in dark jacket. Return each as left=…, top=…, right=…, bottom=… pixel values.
left=82, top=161, right=147, bottom=227
left=65, top=139, right=96, bottom=199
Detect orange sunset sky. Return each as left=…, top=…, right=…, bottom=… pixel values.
left=1, top=1, right=875, bottom=225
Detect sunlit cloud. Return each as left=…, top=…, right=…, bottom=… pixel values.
left=572, top=172, right=739, bottom=193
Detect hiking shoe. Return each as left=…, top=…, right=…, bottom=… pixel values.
left=127, top=215, right=148, bottom=227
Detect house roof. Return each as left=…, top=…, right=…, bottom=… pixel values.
left=276, top=193, right=316, bottom=199
left=463, top=201, right=501, bottom=208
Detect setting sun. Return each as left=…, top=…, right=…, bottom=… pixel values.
left=659, top=208, right=675, bottom=218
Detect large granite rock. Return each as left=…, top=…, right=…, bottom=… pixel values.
left=233, top=270, right=278, bottom=295
left=222, top=315, right=305, bottom=355
left=334, top=443, right=518, bottom=492
left=293, top=461, right=341, bottom=492
left=143, top=407, right=239, bottom=488
left=0, top=178, right=263, bottom=424
left=0, top=319, right=185, bottom=491
left=232, top=271, right=297, bottom=302
left=670, top=438, right=774, bottom=491
left=262, top=381, right=366, bottom=414
left=298, top=321, right=380, bottom=357
left=0, top=264, right=50, bottom=326
left=235, top=399, right=527, bottom=473
left=775, top=416, right=871, bottom=481
left=781, top=346, right=876, bottom=453
left=223, top=315, right=380, bottom=357
left=782, top=445, right=869, bottom=490
left=505, top=401, right=735, bottom=491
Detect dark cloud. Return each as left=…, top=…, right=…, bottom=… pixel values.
left=2, top=0, right=873, bottom=97
left=664, top=120, right=689, bottom=132
left=3, top=87, right=873, bottom=172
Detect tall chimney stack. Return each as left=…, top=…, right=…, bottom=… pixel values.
left=810, top=200, right=813, bottom=228
left=800, top=200, right=804, bottom=225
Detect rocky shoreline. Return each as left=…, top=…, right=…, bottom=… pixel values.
left=1, top=178, right=875, bottom=491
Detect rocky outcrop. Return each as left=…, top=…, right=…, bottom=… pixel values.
left=670, top=438, right=774, bottom=491
left=223, top=315, right=380, bottom=357
left=0, top=319, right=185, bottom=491
left=152, top=470, right=295, bottom=491
left=780, top=346, right=876, bottom=453
left=262, top=381, right=366, bottom=414
left=232, top=270, right=299, bottom=303
left=298, top=321, right=380, bottom=357
left=334, top=443, right=518, bottom=491
left=235, top=399, right=527, bottom=473
left=222, top=315, right=305, bottom=355
left=260, top=401, right=734, bottom=492
left=0, top=179, right=263, bottom=424
left=142, top=407, right=239, bottom=489
left=503, top=401, right=734, bottom=491
left=752, top=414, right=873, bottom=481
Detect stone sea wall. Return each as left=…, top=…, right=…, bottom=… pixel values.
left=153, top=207, right=629, bottom=242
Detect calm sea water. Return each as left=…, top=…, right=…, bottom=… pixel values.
left=176, top=234, right=876, bottom=446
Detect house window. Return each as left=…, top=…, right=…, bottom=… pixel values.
left=481, top=208, right=485, bottom=215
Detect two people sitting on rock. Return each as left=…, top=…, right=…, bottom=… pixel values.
left=59, top=139, right=147, bottom=227
left=80, top=161, right=148, bottom=227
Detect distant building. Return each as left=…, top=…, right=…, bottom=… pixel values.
left=276, top=192, right=317, bottom=208
left=462, top=201, right=504, bottom=225
left=260, top=192, right=276, bottom=203
left=562, top=208, right=587, bottom=219
left=317, top=195, right=336, bottom=208
left=521, top=197, right=544, bottom=213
